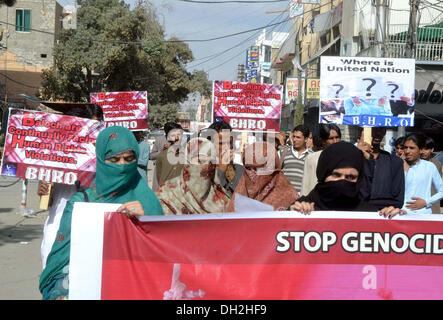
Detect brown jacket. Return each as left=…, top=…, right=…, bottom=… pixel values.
left=153, top=147, right=184, bottom=191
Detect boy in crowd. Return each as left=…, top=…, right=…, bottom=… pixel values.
left=380, top=133, right=443, bottom=218
left=420, top=135, right=442, bottom=213
left=280, top=125, right=312, bottom=193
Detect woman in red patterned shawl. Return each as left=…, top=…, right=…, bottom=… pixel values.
left=155, top=137, right=230, bottom=214
left=227, top=141, right=300, bottom=211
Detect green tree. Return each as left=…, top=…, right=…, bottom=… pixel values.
left=189, top=70, right=212, bottom=97
left=40, top=0, right=196, bottom=105
left=293, top=94, right=305, bottom=126
left=0, top=0, right=16, bottom=6
left=148, top=103, right=179, bottom=129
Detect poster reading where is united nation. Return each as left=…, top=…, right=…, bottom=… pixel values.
left=320, top=56, right=415, bottom=127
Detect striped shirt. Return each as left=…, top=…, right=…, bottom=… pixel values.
left=280, top=146, right=312, bottom=193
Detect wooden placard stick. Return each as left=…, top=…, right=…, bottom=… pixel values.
left=363, top=127, right=372, bottom=145
left=240, top=131, right=248, bottom=154
left=39, top=183, right=52, bottom=210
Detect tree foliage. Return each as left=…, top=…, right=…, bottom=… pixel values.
left=148, top=103, right=179, bottom=129
left=40, top=0, right=210, bottom=106
left=0, top=0, right=16, bottom=7
left=294, top=93, right=305, bottom=126
left=189, top=70, right=212, bottom=98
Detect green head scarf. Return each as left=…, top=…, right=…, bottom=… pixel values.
left=88, top=126, right=163, bottom=215
left=40, top=126, right=162, bottom=299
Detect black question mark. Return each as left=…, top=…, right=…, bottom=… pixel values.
left=388, top=83, right=399, bottom=98
left=362, top=78, right=376, bottom=97
left=332, top=84, right=344, bottom=98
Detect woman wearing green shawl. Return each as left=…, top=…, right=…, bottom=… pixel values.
left=39, top=126, right=163, bottom=300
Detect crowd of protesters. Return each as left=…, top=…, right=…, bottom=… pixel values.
left=38, top=113, right=443, bottom=299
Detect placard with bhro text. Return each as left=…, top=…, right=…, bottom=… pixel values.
left=320, top=56, right=415, bottom=127
left=212, top=81, right=282, bottom=132
left=90, top=91, right=148, bottom=131
left=0, top=108, right=104, bottom=187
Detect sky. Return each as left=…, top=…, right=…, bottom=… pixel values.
left=140, top=0, right=290, bottom=81
left=57, top=0, right=443, bottom=82
left=57, top=0, right=291, bottom=81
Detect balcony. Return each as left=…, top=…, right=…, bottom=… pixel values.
left=385, top=23, right=443, bottom=61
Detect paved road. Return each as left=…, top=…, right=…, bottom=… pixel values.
left=0, top=177, right=45, bottom=300
left=0, top=161, right=155, bottom=300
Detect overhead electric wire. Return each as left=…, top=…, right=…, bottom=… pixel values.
left=203, top=0, right=335, bottom=73
left=169, top=18, right=291, bottom=42
left=202, top=12, right=294, bottom=73
left=169, top=1, right=276, bottom=36
left=203, top=0, right=348, bottom=73
left=0, top=71, right=40, bottom=89
left=204, top=17, right=290, bottom=73
left=187, top=10, right=287, bottom=68
left=0, top=0, right=330, bottom=46
left=176, top=0, right=288, bottom=3
left=167, top=0, right=282, bottom=37
left=0, top=17, right=290, bottom=43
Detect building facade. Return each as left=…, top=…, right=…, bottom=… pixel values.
left=0, top=0, right=66, bottom=103
left=272, top=0, right=443, bottom=149
left=254, top=29, right=288, bottom=84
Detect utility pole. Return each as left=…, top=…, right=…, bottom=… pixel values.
left=293, top=21, right=304, bottom=127
left=374, top=0, right=388, bottom=58
left=397, top=0, right=420, bottom=140
left=406, top=0, right=420, bottom=58
left=294, top=62, right=304, bottom=127
left=372, top=0, right=394, bottom=150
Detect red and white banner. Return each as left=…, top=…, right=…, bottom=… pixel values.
left=0, top=109, right=103, bottom=186
left=212, top=81, right=282, bottom=132
left=90, top=91, right=148, bottom=131
left=69, top=203, right=443, bottom=300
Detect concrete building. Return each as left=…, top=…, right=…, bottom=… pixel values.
left=254, top=29, right=288, bottom=84
left=272, top=0, right=443, bottom=148
left=0, top=0, right=69, bottom=104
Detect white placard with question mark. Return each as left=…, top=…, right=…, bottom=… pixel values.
left=319, top=56, right=415, bottom=126
left=327, top=83, right=346, bottom=99
left=351, top=77, right=385, bottom=99
left=385, top=81, right=404, bottom=100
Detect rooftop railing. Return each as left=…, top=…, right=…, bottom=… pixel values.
left=385, top=24, right=443, bottom=60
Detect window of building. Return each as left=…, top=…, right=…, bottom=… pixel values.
left=320, top=32, right=331, bottom=47
left=262, top=76, right=271, bottom=84
left=332, top=25, right=340, bottom=39
left=264, top=45, right=271, bottom=63
left=16, top=9, right=31, bottom=32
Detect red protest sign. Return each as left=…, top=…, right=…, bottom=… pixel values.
left=212, top=81, right=282, bottom=132
left=90, top=91, right=148, bottom=131
left=0, top=108, right=104, bottom=186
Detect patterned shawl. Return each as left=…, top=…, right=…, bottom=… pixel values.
left=227, top=141, right=300, bottom=211
left=155, top=138, right=230, bottom=215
